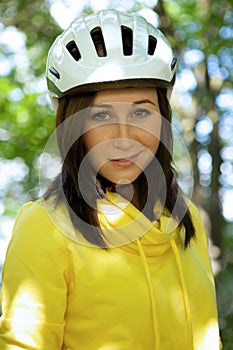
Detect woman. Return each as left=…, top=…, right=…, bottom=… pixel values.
left=0, top=9, right=221, bottom=349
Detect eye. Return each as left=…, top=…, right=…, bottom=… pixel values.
left=132, top=108, right=151, bottom=118
left=92, top=111, right=111, bottom=121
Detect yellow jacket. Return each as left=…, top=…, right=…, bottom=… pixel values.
left=0, top=192, right=221, bottom=349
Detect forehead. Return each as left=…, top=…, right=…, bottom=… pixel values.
left=92, top=87, right=158, bottom=105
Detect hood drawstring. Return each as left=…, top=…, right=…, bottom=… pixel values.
left=170, top=240, right=193, bottom=349
left=137, top=238, right=193, bottom=350
left=136, top=239, right=160, bottom=349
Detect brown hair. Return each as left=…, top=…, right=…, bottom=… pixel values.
left=44, top=88, right=195, bottom=248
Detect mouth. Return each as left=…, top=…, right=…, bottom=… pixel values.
left=109, top=152, right=141, bottom=167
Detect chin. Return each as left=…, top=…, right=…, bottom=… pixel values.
left=98, top=165, right=143, bottom=186
left=103, top=174, right=141, bottom=185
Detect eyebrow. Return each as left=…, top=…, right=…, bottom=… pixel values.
left=91, top=99, right=156, bottom=108
left=133, top=99, right=156, bottom=106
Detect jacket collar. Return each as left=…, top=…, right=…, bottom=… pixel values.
left=96, top=190, right=184, bottom=255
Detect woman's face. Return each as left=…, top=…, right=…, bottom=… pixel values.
left=82, top=87, right=161, bottom=185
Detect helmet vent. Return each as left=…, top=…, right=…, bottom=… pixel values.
left=148, top=35, right=157, bottom=55
left=171, top=57, right=177, bottom=70
left=49, top=66, right=60, bottom=79
left=66, top=41, right=81, bottom=61
left=121, top=26, right=133, bottom=56
left=91, top=27, right=107, bottom=57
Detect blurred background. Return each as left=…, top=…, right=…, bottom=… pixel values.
left=0, top=0, right=232, bottom=347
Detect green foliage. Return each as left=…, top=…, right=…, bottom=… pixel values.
left=218, top=223, right=233, bottom=348
left=0, top=0, right=60, bottom=212
left=217, top=264, right=233, bottom=348
left=0, top=75, right=54, bottom=213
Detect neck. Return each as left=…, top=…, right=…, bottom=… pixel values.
left=113, top=182, right=139, bottom=209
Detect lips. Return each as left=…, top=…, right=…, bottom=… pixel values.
left=111, top=152, right=140, bottom=161
left=109, top=152, right=141, bottom=167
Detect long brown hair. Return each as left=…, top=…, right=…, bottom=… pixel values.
left=44, top=87, right=195, bottom=248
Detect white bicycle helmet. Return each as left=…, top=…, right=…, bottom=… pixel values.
left=46, top=9, right=177, bottom=102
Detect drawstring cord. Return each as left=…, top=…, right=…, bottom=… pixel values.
left=136, top=239, right=160, bottom=349
left=136, top=238, right=193, bottom=349
left=170, top=240, right=193, bottom=349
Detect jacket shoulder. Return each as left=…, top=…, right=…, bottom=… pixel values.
left=9, top=199, right=67, bottom=251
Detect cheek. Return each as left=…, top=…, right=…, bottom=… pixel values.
left=83, top=129, right=104, bottom=152
left=137, top=123, right=161, bottom=155
left=149, top=135, right=161, bottom=154
left=82, top=130, right=109, bottom=170
left=150, top=120, right=162, bottom=153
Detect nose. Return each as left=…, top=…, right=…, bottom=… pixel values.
left=112, top=122, right=133, bottom=150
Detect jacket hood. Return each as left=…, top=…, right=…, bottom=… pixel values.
left=97, top=190, right=184, bottom=254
